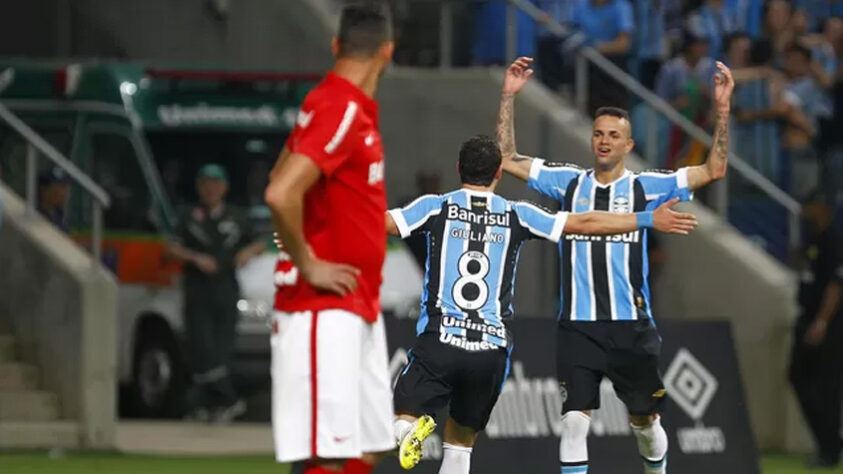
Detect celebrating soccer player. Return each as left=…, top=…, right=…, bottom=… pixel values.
left=496, top=57, right=734, bottom=474
left=387, top=135, right=697, bottom=474
left=264, top=4, right=395, bottom=474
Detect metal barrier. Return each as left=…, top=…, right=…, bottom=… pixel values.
left=0, top=101, right=111, bottom=268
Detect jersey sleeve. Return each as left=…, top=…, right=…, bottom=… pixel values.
left=513, top=201, right=568, bottom=242
left=388, top=194, right=445, bottom=238
left=636, top=168, right=694, bottom=210
left=288, top=99, right=360, bottom=177
left=526, top=159, right=583, bottom=201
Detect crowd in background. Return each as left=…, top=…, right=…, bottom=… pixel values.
left=392, top=0, right=843, bottom=207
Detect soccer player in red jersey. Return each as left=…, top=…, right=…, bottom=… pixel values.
left=264, top=3, right=394, bottom=474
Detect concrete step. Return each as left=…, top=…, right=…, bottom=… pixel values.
left=0, top=390, right=59, bottom=421
left=0, top=420, right=79, bottom=448
left=0, top=334, right=15, bottom=362
left=0, top=362, right=38, bottom=390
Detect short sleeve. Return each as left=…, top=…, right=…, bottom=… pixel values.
left=527, top=159, right=583, bottom=202
left=617, top=0, right=634, bottom=33
left=636, top=168, right=694, bottom=210
left=388, top=194, right=445, bottom=238
left=513, top=201, right=568, bottom=242
left=289, top=100, right=359, bottom=177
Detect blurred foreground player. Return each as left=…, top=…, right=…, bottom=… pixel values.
left=387, top=135, right=697, bottom=473
left=264, top=3, right=395, bottom=474
left=789, top=193, right=843, bottom=469
left=498, top=57, right=733, bottom=474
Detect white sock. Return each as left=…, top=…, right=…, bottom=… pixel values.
left=560, top=411, right=591, bottom=473
left=438, top=443, right=472, bottom=474
left=631, top=416, right=668, bottom=474
left=394, top=418, right=414, bottom=444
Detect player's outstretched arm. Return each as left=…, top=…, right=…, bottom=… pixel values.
left=265, top=152, right=361, bottom=296
left=497, top=57, right=535, bottom=182
left=686, top=62, right=734, bottom=190
left=385, top=211, right=400, bottom=236
left=564, top=198, right=697, bottom=235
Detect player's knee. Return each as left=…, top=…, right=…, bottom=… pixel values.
left=444, top=418, right=478, bottom=447
left=560, top=411, right=591, bottom=442
left=629, top=414, right=658, bottom=428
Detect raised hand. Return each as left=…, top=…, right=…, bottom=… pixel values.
left=502, top=57, right=534, bottom=96
left=653, top=198, right=697, bottom=235
left=713, top=61, right=735, bottom=114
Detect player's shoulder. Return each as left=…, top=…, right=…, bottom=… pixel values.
left=511, top=199, right=555, bottom=215
left=300, top=81, right=359, bottom=116
left=537, top=160, right=585, bottom=172
left=634, top=168, right=679, bottom=178
left=404, top=193, right=446, bottom=208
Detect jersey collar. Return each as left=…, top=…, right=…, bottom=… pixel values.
left=587, top=168, right=631, bottom=188
left=324, top=72, right=379, bottom=120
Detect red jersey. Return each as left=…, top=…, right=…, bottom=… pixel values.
left=274, top=72, right=386, bottom=322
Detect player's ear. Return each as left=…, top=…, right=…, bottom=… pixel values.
left=495, top=164, right=503, bottom=180
left=379, top=41, right=395, bottom=62
left=331, top=37, right=341, bottom=57
left=626, top=138, right=635, bottom=154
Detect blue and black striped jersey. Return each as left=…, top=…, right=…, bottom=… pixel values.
left=389, top=189, right=567, bottom=351
left=527, top=159, right=693, bottom=321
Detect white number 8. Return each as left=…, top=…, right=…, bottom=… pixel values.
left=452, top=251, right=490, bottom=310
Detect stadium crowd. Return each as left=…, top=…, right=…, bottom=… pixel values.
left=393, top=0, right=843, bottom=205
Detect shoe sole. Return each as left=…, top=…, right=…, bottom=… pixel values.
left=399, top=415, right=437, bottom=470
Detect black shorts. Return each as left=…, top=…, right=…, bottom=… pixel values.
left=393, top=334, right=510, bottom=432
left=556, top=320, right=665, bottom=416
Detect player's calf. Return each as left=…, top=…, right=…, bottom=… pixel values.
left=439, top=417, right=478, bottom=474
left=630, top=415, right=668, bottom=474
left=560, top=411, right=591, bottom=473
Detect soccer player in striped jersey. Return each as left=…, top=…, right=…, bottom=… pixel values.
left=387, top=135, right=697, bottom=474
left=496, top=57, right=734, bottom=474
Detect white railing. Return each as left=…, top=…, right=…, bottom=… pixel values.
left=0, top=102, right=111, bottom=268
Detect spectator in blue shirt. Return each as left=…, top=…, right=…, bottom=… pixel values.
left=655, top=32, right=718, bottom=167
left=473, top=0, right=537, bottom=66
left=727, top=0, right=764, bottom=38
left=633, top=0, right=668, bottom=89
left=782, top=42, right=831, bottom=198
left=794, top=0, right=835, bottom=33
left=686, top=0, right=738, bottom=60
left=569, top=0, right=634, bottom=53
left=569, top=0, right=635, bottom=112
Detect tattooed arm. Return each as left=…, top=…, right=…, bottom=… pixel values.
left=497, top=57, right=535, bottom=182
left=687, top=62, right=734, bottom=190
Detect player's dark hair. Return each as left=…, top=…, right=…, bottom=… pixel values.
left=337, top=2, right=393, bottom=58
left=594, top=106, right=631, bottom=123
left=458, top=135, right=501, bottom=186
